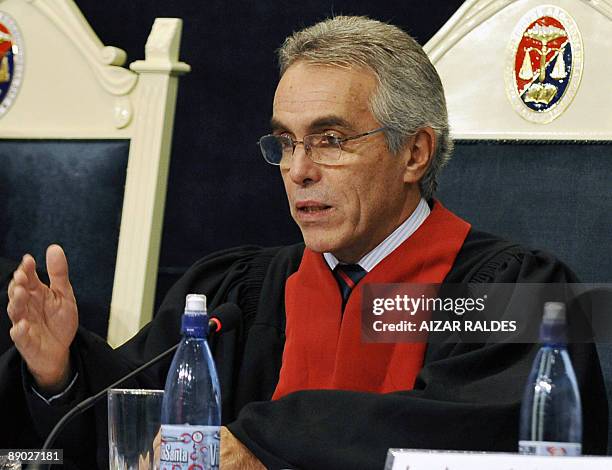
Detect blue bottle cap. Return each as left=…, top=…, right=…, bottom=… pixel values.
left=181, top=294, right=208, bottom=337
left=181, top=311, right=208, bottom=337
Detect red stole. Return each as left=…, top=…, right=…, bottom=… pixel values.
left=272, top=201, right=471, bottom=400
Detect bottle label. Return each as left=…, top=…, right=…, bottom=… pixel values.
left=160, top=424, right=220, bottom=469
left=518, top=440, right=581, bottom=456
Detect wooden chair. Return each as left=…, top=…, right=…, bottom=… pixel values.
left=426, top=0, right=612, bottom=452
left=0, top=0, right=190, bottom=347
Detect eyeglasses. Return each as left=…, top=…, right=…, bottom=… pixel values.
left=257, top=126, right=387, bottom=166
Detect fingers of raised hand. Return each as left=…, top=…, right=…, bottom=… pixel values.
left=46, top=245, right=73, bottom=298
left=13, top=266, right=30, bottom=290
left=8, top=256, right=41, bottom=298
left=8, top=260, right=45, bottom=318
left=7, top=283, right=32, bottom=324
left=20, top=254, right=42, bottom=288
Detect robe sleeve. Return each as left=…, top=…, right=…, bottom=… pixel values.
left=226, top=249, right=609, bottom=469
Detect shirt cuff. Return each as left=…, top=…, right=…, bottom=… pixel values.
left=30, top=371, right=79, bottom=405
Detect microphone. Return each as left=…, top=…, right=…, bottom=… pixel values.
left=35, top=302, right=242, bottom=468
left=208, top=302, right=241, bottom=334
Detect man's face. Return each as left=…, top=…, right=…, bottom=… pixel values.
left=272, top=62, right=418, bottom=262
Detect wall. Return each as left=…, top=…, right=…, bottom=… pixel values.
left=75, top=0, right=463, bottom=301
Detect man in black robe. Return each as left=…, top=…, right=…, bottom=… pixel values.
left=1, top=15, right=608, bottom=469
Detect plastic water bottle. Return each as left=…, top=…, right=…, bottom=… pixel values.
left=518, top=302, right=582, bottom=456
left=160, top=294, right=222, bottom=469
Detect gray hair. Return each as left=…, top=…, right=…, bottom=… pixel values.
left=277, top=15, right=452, bottom=200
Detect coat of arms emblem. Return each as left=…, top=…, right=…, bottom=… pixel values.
left=0, top=11, right=23, bottom=119
left=505, top=5, right=583, bottom=123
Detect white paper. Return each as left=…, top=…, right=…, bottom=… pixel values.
left=385, top=449, right=612, bottom=470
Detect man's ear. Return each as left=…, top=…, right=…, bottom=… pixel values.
left=402, top=127, right=435, bottom=184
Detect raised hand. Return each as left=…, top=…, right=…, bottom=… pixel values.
left=7, top=245, right=78, bottom=391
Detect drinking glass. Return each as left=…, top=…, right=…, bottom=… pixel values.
left=108, top=388, right=163, bottom=470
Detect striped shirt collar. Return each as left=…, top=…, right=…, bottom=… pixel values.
left=323, top=198, right=430, bottom=272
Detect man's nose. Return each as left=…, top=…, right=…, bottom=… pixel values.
left=287, top=142, right=321, bottom=185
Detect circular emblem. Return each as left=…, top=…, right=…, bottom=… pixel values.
left=505, top=5, right=583, bottom=124
left=0, top=11, right=23, bottom=119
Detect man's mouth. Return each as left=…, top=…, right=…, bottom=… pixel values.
left=295, top=201, right=333, bottom=217
left=296, top=201, right=332, bottom=211
left=300, top=205, right=332, bottom=212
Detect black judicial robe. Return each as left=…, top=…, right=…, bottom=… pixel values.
left=0, top=229, right=608, bottom=469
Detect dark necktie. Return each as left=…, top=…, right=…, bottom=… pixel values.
left=333, top=264, right=367, bottom=308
